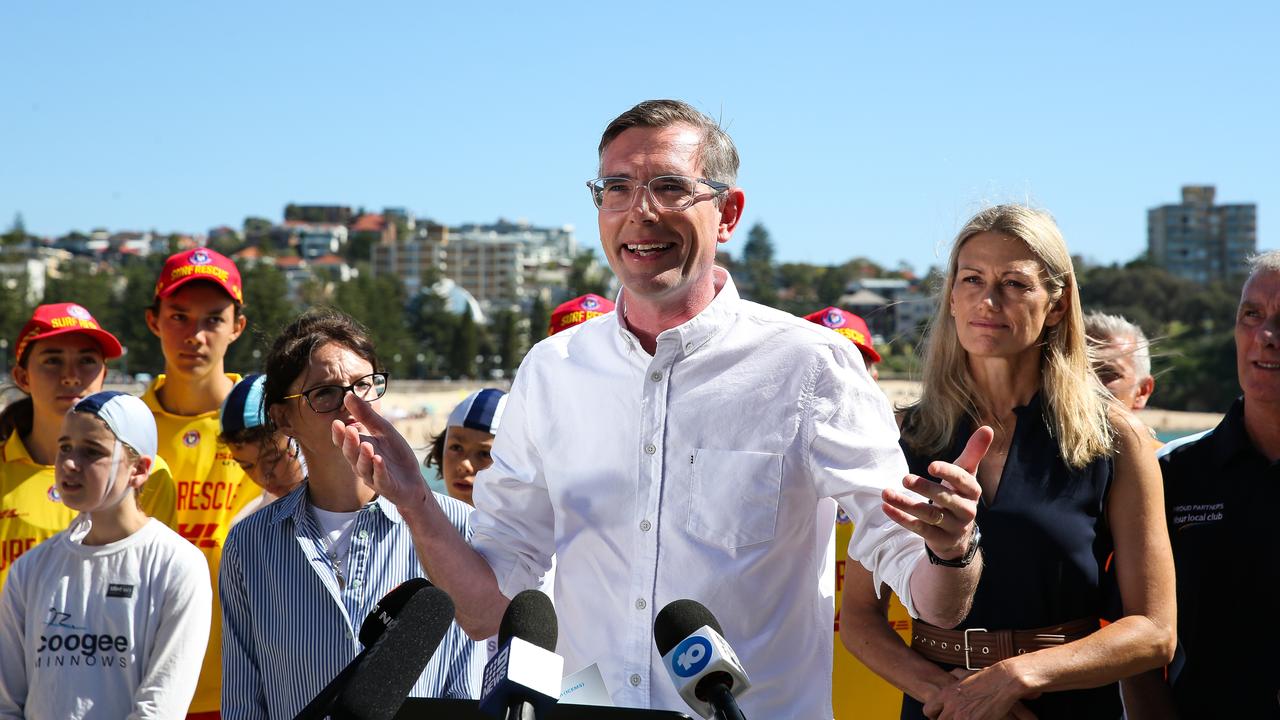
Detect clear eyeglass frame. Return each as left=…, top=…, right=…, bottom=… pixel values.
left=586, top=175, right=729, bottom=212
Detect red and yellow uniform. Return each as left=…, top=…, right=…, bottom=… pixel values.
left=832, top=511, right=914, bottom=719
left=143, top=374, right=260, bottom=717
left=1, top=432, right=176, bottom=590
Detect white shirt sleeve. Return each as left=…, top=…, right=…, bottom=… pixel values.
left=470, top=357, right=556, bottom=599
left=129, top=538, right=212, bottom=720
left=0, top=557, right=30, bottom=720
left=805, top=344, right=926, bottom=617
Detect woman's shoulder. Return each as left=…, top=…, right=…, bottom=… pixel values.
left=1104, top=403, right=1154, bottom=457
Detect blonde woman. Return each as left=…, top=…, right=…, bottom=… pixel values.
left=839, top=205, right=1175, bottom=719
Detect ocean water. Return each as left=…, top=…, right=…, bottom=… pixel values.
left=1156, top=429, right=1209, bottom=443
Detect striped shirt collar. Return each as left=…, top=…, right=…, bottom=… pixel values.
left=267, top=481, right=404, bottom=526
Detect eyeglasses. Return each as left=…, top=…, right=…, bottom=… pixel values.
left=586, top=175, right=729, bottom=212
left=283, top=372, right=389, bottom=413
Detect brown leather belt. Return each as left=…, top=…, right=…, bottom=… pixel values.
left=911, top=617, right=1099, bottom=670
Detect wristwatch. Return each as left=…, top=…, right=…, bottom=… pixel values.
left=926, top=524, right=981, bottom=568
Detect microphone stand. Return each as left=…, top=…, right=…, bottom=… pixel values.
left=504, top=701, right=536, bottom=720
left=706, top=683, right=746, bottom=720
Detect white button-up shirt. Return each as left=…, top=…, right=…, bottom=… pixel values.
left=472, top=270, right=924, bottom=720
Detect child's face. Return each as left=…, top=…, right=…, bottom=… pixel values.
left=12, top=334, right=107, bottom=417
left=230, top=434, right=303, bottom=497
left=55, top=412, right=140, bottom=513
left=145, top=282, right=245, bottom=379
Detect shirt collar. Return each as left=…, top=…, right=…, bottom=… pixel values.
left=268, top=481, right=403, bottom=526
left=1205, top=397, right=1262, bottom=466
left=1, top=432, right=39, bottom=466
left=141, top=373, right=243, bottom=419
left=612, top=267, right=740, bottom=358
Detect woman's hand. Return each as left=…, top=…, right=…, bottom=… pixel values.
left=924, top=664, right=1038, bottom=720
left=330, top=393, right=433, bottom=511
left=883, top=426, right=991, bottom=560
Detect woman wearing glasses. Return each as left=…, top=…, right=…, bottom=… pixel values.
left=219, top=309, right=482, bottom=720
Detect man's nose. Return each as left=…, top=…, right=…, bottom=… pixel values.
left=628, top=185, right=659, bottom=221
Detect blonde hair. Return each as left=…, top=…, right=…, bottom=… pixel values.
left=901, top=205, right=1113, bottom=468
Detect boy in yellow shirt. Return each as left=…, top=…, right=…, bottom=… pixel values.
left=143, top=248, right=260, bottom=718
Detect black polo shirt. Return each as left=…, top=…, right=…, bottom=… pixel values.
left=1160, top=397, right=1280, bottom=718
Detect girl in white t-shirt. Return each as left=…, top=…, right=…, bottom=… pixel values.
left=0, top=391, right=211, bottom=720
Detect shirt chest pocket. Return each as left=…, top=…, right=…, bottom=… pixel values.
left=687, top=449, right=783, bottom=549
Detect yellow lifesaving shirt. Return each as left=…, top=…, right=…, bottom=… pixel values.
left=0, top=431, right=177, bottom=590
left=142, top=374, right=261, bottom=715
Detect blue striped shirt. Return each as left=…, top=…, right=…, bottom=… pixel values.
left=220, top=483, right=481, bottom=720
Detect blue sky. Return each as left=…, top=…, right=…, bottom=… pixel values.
left=2, top=1, right=1275, bottom=271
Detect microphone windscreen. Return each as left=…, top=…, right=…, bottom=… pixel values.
left=359, top=577, right=431, bottom=647
left=334, top=586, right=456, bottom=720
left=497, top=589, right=558, bottom=652
left=654, top=599, right=724, bottom=657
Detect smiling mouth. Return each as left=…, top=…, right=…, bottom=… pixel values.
left=1255, top=361, right=1280, bottom=370
left=625, top=243, right=674, bottom=257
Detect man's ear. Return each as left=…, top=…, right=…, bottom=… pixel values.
left=1133, top=376, right=1156, bottom=410
left=716, top=188, right=745, bottom=244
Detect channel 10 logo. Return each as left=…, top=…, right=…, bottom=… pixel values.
left=671, top=635, right=713, bottom=678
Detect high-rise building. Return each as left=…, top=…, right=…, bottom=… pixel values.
left=1148, top=185, right=1257, bottom=284
left=371, top=218, right=583, bottom=310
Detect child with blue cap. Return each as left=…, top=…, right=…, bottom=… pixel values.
left=425, top=388, right=506, bottom=507
left=0, top=391, right=211, bottom=718
left=219, top=374, right=305, bottom=524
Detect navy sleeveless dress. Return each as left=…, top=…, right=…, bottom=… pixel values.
left=899, top=394, right=1122, bottom=719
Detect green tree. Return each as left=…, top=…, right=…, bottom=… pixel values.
left=740, top=223, right=778, bottom=307
left=567, top=250, right=610, bottom=297
left=491, top=309, right=522, bottom=375
left=0, top=274, right=32, bottom=368
left=2, top=213, right=27, bottom=246
left=226, top=264, right=297, bottom=374
left=406, top=277, right=456, bottom=378
left=334, top=272, right=414, bottom=378
left=42, top=261, right=115, bottom=319
left=528, top=295, right=549, bottom=348
left=112, top=256, right=166, bottom=376
left=448, top=311, right=479, bottom=379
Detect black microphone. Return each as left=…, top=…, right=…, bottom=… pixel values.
left=292, top=578, right=438, bottom=720
left=478, top=590, right=563, bottom=720
left=653, top=600, right=750, bottom=720
left=331, top=584, right=457, bottom=720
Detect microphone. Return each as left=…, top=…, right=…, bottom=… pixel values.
left=653, top=599, right=750, bottom=720
left=478, top=589, right=564, bottom=720
left=331, top=584, right=457, bottom=720
left=292, top=579, right=444, bottom=720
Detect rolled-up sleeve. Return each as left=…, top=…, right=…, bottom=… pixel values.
left=470, top=358, right=556, bottom=599
left=804, top=345, right=926, bottom=617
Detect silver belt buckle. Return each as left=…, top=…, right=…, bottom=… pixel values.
left=963, top=627, right=988, bottom=671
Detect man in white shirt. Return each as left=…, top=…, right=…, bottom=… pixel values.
left=333, top=100, right=986, bottom=719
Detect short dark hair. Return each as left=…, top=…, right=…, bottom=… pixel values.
left=262, top=309, right=381, bottom=417
left=598, top=99, right=740, bottom=185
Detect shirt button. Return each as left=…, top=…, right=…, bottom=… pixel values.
left=351, top=578, right=362, bottom=588
left=644, top=443, right=656, bottom=455
left=635, top=598, right=647, bottom=610
left=639, top=519, right=652, bottom=532
left=650, top=371, right=662, bottom=382
left=629, top=674, right=642, bottom=687
left=685, top=342, right=693, bottom=352
left=358, top=530, right=369, bottom=540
